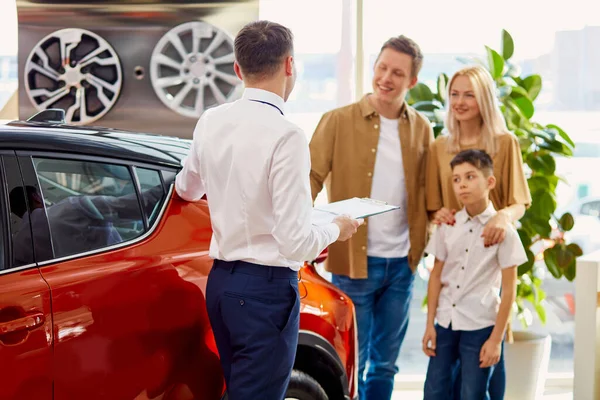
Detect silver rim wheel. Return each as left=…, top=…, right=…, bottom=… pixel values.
left=150, top=21, right=242, bottom=118
left=24, top=28, right=123, bottom=125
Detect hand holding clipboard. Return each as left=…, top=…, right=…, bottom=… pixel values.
left=311, top=197, right=400, bottom=226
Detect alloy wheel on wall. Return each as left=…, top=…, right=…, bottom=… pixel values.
left=24, top=28, right=123, bottom=125
left=150, top=21, right=242, bottom=119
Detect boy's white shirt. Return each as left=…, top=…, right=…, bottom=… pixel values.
left=425, top=202, right=528, bottom=331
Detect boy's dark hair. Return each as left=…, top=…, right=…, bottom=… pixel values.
left=377, top=35, right=424, bottom=78
left=450, top=149, right=494, bottom=177
left=234, top=20, right=294, bottom=80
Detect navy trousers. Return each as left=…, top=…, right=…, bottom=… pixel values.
left=206, top=259, right=300, bottom=400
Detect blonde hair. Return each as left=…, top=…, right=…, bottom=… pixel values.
left=445, top=65, right=509, bottom=156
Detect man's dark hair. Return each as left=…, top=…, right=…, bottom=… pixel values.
left=377, top=35, right=424, bottom=78
left=234, top=20, right=294, bottom=80
left=450, top=149, right=494, bottom=177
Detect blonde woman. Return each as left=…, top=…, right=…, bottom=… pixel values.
left=427, top=64, right=530, bottom=245
left=425, top=65, right=531, bottom=399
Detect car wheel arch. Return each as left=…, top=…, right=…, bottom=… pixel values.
left=294, top=329, right=350, bottom=400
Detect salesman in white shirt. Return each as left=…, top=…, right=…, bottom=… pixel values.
left=175, top=20, right=362, bottom=400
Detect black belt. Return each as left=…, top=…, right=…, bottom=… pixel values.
left=213, top=259, right=297, bottom=279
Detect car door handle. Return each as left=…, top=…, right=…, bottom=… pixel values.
left=0, top=313, right=45, bottom=335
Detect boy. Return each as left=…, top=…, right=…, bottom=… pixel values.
left=422, top=149, right=527, bottom=399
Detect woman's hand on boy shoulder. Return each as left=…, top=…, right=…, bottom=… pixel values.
left=422, top=325, right=437, bottom=357
left=482, top=210, right=511, bottom=247
left=479, top=338, right=502, bottom=368
left=432, top=207, right=456, bottom=226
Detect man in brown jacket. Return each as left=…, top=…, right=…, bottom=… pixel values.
left=309, top=35, right=433, bottom=400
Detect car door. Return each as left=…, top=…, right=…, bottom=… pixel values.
left=18, top=152, right=222, bottom=400
left=0, top=152, right=53, bottom=400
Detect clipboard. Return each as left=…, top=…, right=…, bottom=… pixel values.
left=311, top=197, right=400, bottom=226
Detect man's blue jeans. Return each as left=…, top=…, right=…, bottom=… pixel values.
left=424, top=324, right=497, bottom=400
left=332, top=256, right=414, bottom=400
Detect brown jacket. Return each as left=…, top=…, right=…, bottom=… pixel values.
left=309, top=95, right=434, bottom=278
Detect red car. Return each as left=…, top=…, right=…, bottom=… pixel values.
left=0, top=112, right=357, bottom=400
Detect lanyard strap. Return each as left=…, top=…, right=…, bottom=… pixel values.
left=249, top=99, right=284, bottom=115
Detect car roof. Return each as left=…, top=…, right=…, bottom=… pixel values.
left=0, top=121, right=190, bottom=168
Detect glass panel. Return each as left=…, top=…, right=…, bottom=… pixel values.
left=33, top=157, right=144, bottom=258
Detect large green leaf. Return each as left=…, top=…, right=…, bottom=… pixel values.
left=486, top=46, right=505, bottom=79
left=538, top=139, right=573, bottom=157
left=558, top=212, right=575, bottom=232
left=512, top=96, right=535, bottom=119
left=407, top=83, right=434, bottom=103
left=528, top=175, right=559, bottom=193
left=530, top=189, right=557, bottom=219
left=502, top=29, right=515, bottom=60
left=510, top=85, right=530, bottom=98
left=567, top=243, right=583, bottom=257
left=530, top=127, right=555, bottom=142
left=517, top=249, right=535, bottom=276
left=522, top=75, right=543, bottom=101
left=544, top=247, right=562, bottom=278
left=546, top=124, right=575, bottom=148
left=555, top=244, right=575, bottom=268
left=526, top=153, right=556, bottom=175
left=517, top=228, right=533, bottom=248
left=564, top=259, right=576, bottom=281
left=521, top=214, right=552, bottom=238
left=504, top=98, right=526, bottom=125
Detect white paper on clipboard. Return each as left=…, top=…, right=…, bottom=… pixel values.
left=311, top=197, right=400, bottom=226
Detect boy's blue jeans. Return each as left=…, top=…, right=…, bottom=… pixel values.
left=424, top=324, right=498, bottom=400
left=452, top=342, right=506, bottom=400
left=332, top=256, right=414, bottom=400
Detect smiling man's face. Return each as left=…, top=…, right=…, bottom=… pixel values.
left=371, top=48, right=417, bottom=105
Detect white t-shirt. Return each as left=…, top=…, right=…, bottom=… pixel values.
left=367, top=116, right=410, bottom=258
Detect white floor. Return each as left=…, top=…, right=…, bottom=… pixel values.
left=391, top=388, right=573, bottom=399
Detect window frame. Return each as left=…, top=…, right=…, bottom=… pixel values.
left=15, top=150, right=177, bottom=266
left=0, top=151, right=23, bottom=274
left=133, top=165, right=167, bottom=230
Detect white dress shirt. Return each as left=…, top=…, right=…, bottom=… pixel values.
left=425, top=202, right=527, bottom=330
left=175, top=88, right=340, bottom=270
left=367, top=116, right=410, bottom=258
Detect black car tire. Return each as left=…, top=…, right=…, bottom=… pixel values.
left=285, top=370, right=328, bottom=400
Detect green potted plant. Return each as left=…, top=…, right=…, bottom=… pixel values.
left=408, top=30, right=582, bottom=400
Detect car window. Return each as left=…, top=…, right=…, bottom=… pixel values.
left=33, top=157, right=145, bottom=259
left=136, top=167, right=165, bottom=226
left=581, top=200, right=600, bottom=217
